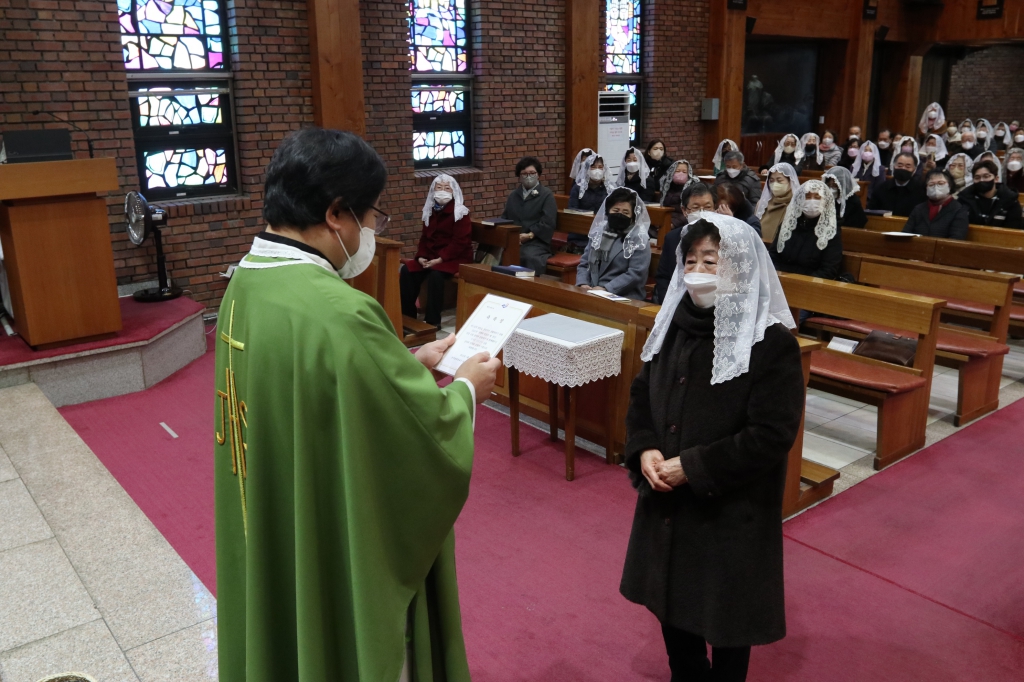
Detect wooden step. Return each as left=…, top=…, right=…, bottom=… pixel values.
left=402, top=315, right=438, bottom=348
left=800, top=459, right=840, bottom=488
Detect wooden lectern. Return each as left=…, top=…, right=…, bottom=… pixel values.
left=0, top=158, right=122, bottom=348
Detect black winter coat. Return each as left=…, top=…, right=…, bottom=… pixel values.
left=770, top=215, right=843, bottom=280
left=867, top=177, right=928, bottom=217
left=957, top=184, right=1024, bottom=230
left=903, top=199, right=970, bottom=239
left=713, top=168, right=762, bottom=207
left=620, top=297, right=805, bottom=647
left=838, top=193, right=868, bottom=228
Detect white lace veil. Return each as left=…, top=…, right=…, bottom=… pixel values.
left=586, top=188, right=651, bottom=259
left=960, top=119, right=976, bottom=133
left=1001, top=148, right=1024, bottom=183
left=712, top=139, right=739, bottom=171
left=800, top=132, right=824, bottom=166
left=994, top=123, right=1013, bottom=149
left=420, top=174, right=469, bottom=226
left=570, top=148, right=595, bottom=180
left=823, top=166, right=858, bottom=218
left=978, top=151, right=1002, bottom=177
left=640, top=213, right=795, bottom=384
left=976, top=119, right=996, bottom=150
left=613, top=146, right=651, bottom=189
left=754, top=162, right=799, bottom=218
left=891, top=136, right=920, bottom=172
left=919, top=102, right=946, bottom=135
left=851, top=141, right=881, bottom=177
left=773, top=134, right=803, bottom=165
left=776, top=179, right=838, bottom=253
left=946, top=152, right=974, bottom=189
left=574, top=154, right=614, bottom=198
left=659, top=160, right=696, bottom=205
left=921, top=134, right=948, bottom=162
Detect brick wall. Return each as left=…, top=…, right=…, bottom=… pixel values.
left=947, top=45, right=1024, bottom=126
left=0, top=0, right=314, bottom=307
left=641, top=0, right=708, bottom=167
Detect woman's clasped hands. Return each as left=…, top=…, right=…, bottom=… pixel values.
left=640, top=448, right=687, bottom=492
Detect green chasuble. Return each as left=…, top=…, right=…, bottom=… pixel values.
left=214, top=240, right=475, bottom=682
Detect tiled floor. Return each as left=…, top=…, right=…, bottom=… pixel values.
left=0, top=383, right=217, bottom=682
left=3, top=317, right=1023, bottom=680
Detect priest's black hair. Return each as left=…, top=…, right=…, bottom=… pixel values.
left=263, top=127, right=388, bottom=231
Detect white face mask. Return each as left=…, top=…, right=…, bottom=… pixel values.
left=924, top=146, right=937, bottom=154
left=433, top=190, right=453, bottom=205
left=683, top=272, right=718, bottom=308
left=978, top=131, right=988, bottom=139
left=928, top=111, right=938, bottom=120
left=725, top=167, right=741, bottom=178
left=1008, top=160, right=1023, bottom=172
left=769, top=181, right=789, bottom=197
left=822, top=137, right=834, bottom=146
left=783, top=144, right=796, bottom=153
left=927, top=184, right=950, bottom=200
left=337, top=210, right=377, bottom=279
left=849, top=134, right=861, bottom=141
left=649, top=149, right=664, bottom=160
left=802, top=199, right=822, bottom=218
left=685, top=211, right=704, bottom=224
left=1015, top=135, right=1024, bottom=143
left=877, top=140, right=890, bottom=149
left=962, top=141, right=975, bottom=150
left=588, top=168, right=605, bottom=182
left=625, top=161, right=640, bottom=173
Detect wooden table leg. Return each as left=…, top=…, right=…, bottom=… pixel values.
left=548, top=382, right=559, bottom=441
left=604, top=377, right=617, bottom=465
left=564, top=384, right=577, bottom=481
left=509, top=367, right=520, bottom=457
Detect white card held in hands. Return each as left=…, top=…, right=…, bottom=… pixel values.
left=436, top=294, right=532, bottom=375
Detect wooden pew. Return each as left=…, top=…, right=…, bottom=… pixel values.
left=456, top=263, right=657, bottom=462
left=779, top=272, right=945, bottom=470
left=470, top=220, right=521, bottom=266
left=864, top=214, right=1024, bottom=249
left=821, top=254, right=1015, bottom=426
left=347, top=236, right=438, bottom=347
left=553, top=194, right=674, bottom=242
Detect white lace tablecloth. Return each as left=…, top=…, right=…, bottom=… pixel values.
left=503, top=313, right=624, bottom=387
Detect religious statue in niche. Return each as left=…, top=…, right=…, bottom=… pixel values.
left=744, top=75, right=776, bottom=133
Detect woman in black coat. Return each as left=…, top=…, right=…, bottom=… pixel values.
left=823, top=166, right=868, bottom=228
left=622, top=215, right=805, bottom=682
left=770, top=179, right=843, bottom=281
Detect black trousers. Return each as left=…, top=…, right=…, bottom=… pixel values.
left=399, top=266, right=451, bottom=326
left=662, top=624, right=751, bottom=682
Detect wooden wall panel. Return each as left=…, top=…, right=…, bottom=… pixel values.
left=565, top=0, right=601, bottom=192
left=703, top=0, right=747, bottom=167
left=307, top=0, right=366, bottom=135
left=745, top=0, right=852, bottom=40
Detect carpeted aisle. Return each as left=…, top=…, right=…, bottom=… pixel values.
left=59, top=345, right=1024, bottom=681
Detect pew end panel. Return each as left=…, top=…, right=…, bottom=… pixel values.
left=471, top=221, right=521, bottom=267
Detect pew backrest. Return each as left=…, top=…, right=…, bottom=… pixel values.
left=864, top=213, right=1024, bottom=249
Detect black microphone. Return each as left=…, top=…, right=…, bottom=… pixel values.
left=31, top=110, right=94, bottom=158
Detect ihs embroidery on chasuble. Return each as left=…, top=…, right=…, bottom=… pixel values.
left=216, top=300, right=249, bottom=536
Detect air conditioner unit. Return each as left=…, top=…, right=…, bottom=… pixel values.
left=598, top=91, right=631, bottom=183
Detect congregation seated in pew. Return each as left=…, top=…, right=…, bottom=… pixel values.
left=715, top=182, right=761, bottom=235
left=502, top=156, right=558, bottom=275
left=867, top=152, right=926, bottom=217
left=567, top=152, right=613, bottom=252
left=659, top=159, right=698, bottom=231
left=711, top=138, right=739, bottom=175
left=769, top=179, right=843, bottom=288
left=614, top=146, right=656, bottom=203
left=643, top=139, right=675, bottom=194
left=772, top=134, right=802, bottom=169
left=655, top=183, right=718, bottom=303
left=946, top=153, right=973, bottom=197
left=823, top=166, right=868, bottom=228
left=755, top=162, right=799, bottom=243
left=818, top=129, right=843, bottom=168
left=957, top=159, right=1023, bottom=230
left=575, top=188, right=652, bottom=301
left=1002, top=147, right=1024, bottom=193
left=799, top=132, right=826, bottom=172
left=850, top=141, right=886, bottom=200
left=713, top=150, right=761, bottom=206
left=902, top=170, right=970, bottom=240
left=400, top=174, right=474, bottom=328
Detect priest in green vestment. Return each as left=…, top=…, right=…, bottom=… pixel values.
left=215, top=128, right=500, bottom=682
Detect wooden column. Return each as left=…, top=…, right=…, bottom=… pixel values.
left=565, top=0, right=600, bottom=192
left=841, top=7, right=875, bottom=136
left=307, top=0, right=366, bottom=135
left=703, top=0, right=747, bottom=168
left=877, top=43, right=931, bottom=137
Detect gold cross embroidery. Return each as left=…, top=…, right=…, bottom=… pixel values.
left=216, top=300, right=249, bottom=537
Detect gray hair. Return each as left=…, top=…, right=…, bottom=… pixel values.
left=723, top=150, right=745, bottom=165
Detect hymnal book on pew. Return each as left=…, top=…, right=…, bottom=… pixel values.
left=436, top=294, right=532, bottom=376
left=492, top=264, right=535, bottom=278
left=480, top=217, right=514, bottom=226
left=587, top=289, right=632, bottom=302
left=562, top=208, right=595, bottom=216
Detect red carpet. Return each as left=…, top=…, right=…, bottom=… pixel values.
left=0, top=296, right=205, bottom=367
left=59, top=344, right=1024, bottom=681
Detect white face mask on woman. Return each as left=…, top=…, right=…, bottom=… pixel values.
left=683, top=272, right=718, bottom=308
left=433, top=190, right=453, bottom=205
left=625, top=161, right=640, bottom=173
left=802, top=199, right=822, bottom=218
left=1015, top=134, right=1024, bottom=144
left=1008, top=160, right=1024, bottom=173
left=769, top=181, right=789, bottom=197
left=588, top=168, right=605, bottom=181
left=336, top=209, right=377, bottom=279
left=927, top=183, right=950, bottom=201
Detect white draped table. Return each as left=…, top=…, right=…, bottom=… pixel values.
left=503, top=313, right=625, bottom=480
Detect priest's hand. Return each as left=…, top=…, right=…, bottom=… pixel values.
left=415, top=334, right=457, bottom=370
left=455, top=352, right=502, bottom=403
left=640, top=449, right=672, bottom=492
left=656, top=457, right=687, bottom=488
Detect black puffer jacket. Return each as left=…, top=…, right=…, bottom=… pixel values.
left=957, top=184, right=1024, bottom=229
left=621, top=296, right=805, bottom=647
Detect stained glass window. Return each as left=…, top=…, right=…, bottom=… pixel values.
left=606, top=0, right=641, bottom=75
left=135, top=87, right=223, bottom=126
left=119, top=0, right=225, bottom=71
left=413, top=131, right=467, bottom=163
left=605, top=83, right=640, bottom=141
left=143, top=148, right=228, bottom=189
left=411, top=87, right=465, bottom=114
left=409, top=0, right=468, bottom=73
